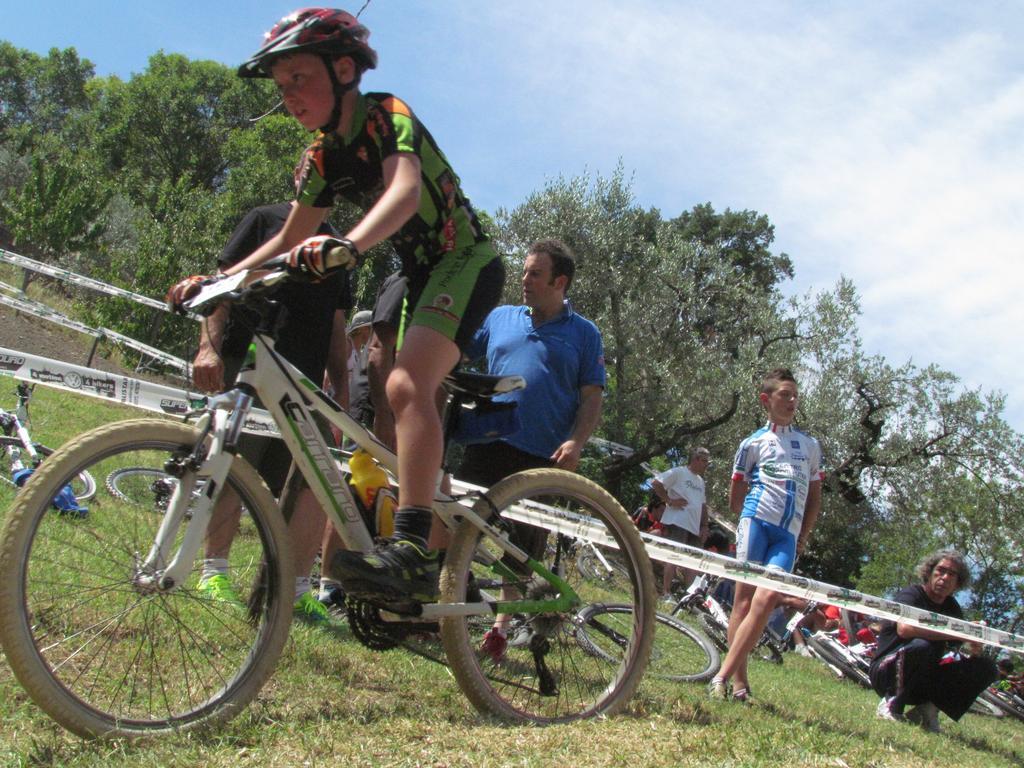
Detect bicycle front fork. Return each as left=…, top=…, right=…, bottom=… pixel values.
left=136, top=395, right=250, bottom=592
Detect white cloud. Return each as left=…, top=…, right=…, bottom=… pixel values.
left=466, top=2, right=1024, bottom=427
left=9, top=1, right=1024, bottom=427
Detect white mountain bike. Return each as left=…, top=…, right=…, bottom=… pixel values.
left=0, top=382, right=96, bottom=502
left=0, top=261, right=655, bottom=738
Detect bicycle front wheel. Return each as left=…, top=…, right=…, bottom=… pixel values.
left=980, top=689, right=1024, bottom=721
left=696, top=611, right=730, bottom=654
left=970, top=688, right=1007, bottom=718
left=576, top=603, right=720, bottom=683
left=754, top=632, right=785, bottom=665
left=0, top=437, right=97, bottom=501
left=0, top=419, right=294, bottom=739
left=439, top=468, right=655, bottom=723
left=804, top=634, right=870, bottom=687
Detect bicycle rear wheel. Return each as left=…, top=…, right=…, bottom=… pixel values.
left=439, top=469, right=655, bottom=722
left=575, top=544, right=631, bottom=591
left=105, top=466, right=175, bottom=507
left=0, top=436, right=97, bottom=501
left=0, top=419, right=294, bottom=738
left=576, top=603, right=720, bottom=683
left=970, top=688, right=1006, bottom=718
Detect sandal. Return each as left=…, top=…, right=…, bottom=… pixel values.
left=733, top=686, right=753, bottom=703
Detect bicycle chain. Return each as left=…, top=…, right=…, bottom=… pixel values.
left=345, top=596, right=442, bottom=652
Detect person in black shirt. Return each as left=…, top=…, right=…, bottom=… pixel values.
left=870, top=549, right=997, bottom=732
left=194, top=202, right=351, bottom=624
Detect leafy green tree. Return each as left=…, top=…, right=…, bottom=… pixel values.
left=669, top=202, right=793, bottom=311
left=220, top=114, right=308, bottom=218
left=89, top=53, right=277, bottom=204
left=84, top=178, right=228, bottom=356
left=495, top=167, right=797, bottom=504
left=793, top=280, right=1024, bottom=598
left=0, top=146, right=111, bottom=274
left=0, top=43, right=94, bottom=148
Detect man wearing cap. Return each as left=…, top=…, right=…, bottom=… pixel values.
left=345, top=309, right=373, bottom=426
left=651, top=447, right=711, bottom=596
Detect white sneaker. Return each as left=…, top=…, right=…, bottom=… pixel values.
left=876, top=696, right=904, bottom=722
left=906, top=701, right=940, bottom=733
left=795, top=644, right=815, bottom=658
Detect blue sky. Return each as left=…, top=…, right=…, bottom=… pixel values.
left=7, top=1, right=1024, bottom=429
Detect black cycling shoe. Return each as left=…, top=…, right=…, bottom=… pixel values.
left=331, top=538, right=440, bottom=603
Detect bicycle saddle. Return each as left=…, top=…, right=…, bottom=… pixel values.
left=444, top=370, right=525, bottom=399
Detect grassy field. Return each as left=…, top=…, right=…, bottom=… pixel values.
left=0, top=387, right=1022, bottom=767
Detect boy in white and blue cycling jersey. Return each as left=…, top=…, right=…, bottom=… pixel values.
left=708, top=367, right=823, bottom=703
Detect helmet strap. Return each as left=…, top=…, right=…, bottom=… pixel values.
left=319, top=54, right=358, bottom=134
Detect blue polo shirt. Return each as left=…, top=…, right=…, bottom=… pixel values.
left=465, top=302, right=606, bottom=459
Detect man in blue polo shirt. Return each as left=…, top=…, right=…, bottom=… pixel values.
left=458, top=238, right=605, bottom=662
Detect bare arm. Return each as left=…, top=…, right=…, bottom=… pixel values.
left=550, top=384, right=602, bottom=471
left=796, top=479, right=822, bottom=555
left=223, top=204, right=330, bottom=274
left=652, top=477, right=687, bottom=507
left=344, top=154, right=422, bottom=251
left=651, top=479, right=669, bottom=504
left=192, top=304, right=229, bottom=393
left=226, top=154, right=419, bottom=276
left=729, top=477, right=748, bottom=519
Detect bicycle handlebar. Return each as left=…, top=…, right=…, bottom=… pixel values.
left=183, top=246, right=352, bottom=315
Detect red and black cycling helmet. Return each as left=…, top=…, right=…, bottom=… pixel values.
left=238, top=8, right=378, bottom=78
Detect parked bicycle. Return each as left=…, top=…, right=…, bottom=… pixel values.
left=0, top=382, right=96, bottom=509
left=978, top=685, right=1024, bottom=722
left=0, top=261, right=656, bottom=738
left=670, top=572, right=785, bottom=664
left=575, top=602, right=720, bottom=684
left=777, top=601, right=873, bottom=687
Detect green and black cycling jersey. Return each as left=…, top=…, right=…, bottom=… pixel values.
left=294, top=91, right=490, bottom=279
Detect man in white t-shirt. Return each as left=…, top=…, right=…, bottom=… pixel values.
left=651, top=446, right=711, bottom=596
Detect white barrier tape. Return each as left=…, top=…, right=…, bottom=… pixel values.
left=454, top=476, right=1023, bottom=653
left=0, top=346, right=279, bottom=437
left=638, top=534, right=1024, bottom=653
left=0, top=280, right=27, bottom=297
left=0, top=249, right=168, bottom=311
left=1, top=340, right=1012, bottom=651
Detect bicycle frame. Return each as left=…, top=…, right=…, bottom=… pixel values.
left=0, top=385, right=41, bottom=466
left=142, top=323, right=587, bottom=622
left=680, top=573, right=731, bottom=625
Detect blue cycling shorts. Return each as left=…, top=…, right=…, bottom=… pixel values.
left=735, top=516, right=796, bottom=572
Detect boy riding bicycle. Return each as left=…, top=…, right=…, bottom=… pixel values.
left=169, top=8, right=504, bottom=604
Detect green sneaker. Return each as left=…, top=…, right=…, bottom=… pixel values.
left=294, top=591, right=331, bottom=625
left=197, top=573, right=242, bottom=606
